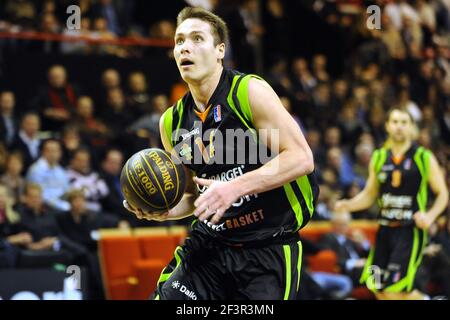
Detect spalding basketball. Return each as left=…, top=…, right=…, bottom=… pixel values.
left=120, top=148, right=186, bottom=212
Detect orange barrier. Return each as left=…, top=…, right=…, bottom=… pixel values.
left=0, top=31, right=173, bottom=47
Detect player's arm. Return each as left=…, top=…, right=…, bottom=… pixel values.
left=226, top=78, right=314, bottom=193
left=193, top=78, right=315, bottom=224
left=334, top=156, right=379, bottom=213
left=414, top=154, right=449, bottom=229
left=123, top=114, right=197, bottom=221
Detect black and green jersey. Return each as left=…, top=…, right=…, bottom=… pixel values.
left=371, top=144, right=431, bottom=225
left=160, top=68, right=319, bottom=245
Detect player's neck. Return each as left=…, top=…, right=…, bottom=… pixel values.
left=188, top=66, right=223, bottom=112
left=390, top=140, right=412, bottom=157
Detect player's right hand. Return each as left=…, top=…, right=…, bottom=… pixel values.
left=334, top=199, right=349, bottom=213
left=123, top=200, right=169, bottom=221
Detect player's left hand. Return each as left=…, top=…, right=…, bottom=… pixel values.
left=192, top=177, right=241, bottom=225
left=413, top=211, right=433, bottom=230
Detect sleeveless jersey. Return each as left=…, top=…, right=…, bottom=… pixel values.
left=371, top=144, right=431, bottom=226
left=160, top=68, right=319, bottom=245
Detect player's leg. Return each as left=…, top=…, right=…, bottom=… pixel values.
left=231, top=239, right=303, bottom=300
left=377, top=227, right=427, bottom=300
left=359, top=226, right=390, bottom=292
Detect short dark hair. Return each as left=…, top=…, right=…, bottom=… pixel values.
left=176, top=7, right=229, bottom=46
left=386, top=107, right=415, bottom=123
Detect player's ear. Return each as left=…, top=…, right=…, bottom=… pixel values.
left=217, top=43, right=225, bottom=60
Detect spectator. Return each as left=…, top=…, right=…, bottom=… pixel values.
left=126, top=72, right=152, bottom=118
left=0, top=183, right=30, bottom=268
left=0, top=91, right=19, bottom=148
left=415, top=218, right=450, bottom=298
left=0, top=151, right=25, bottom=205
left=73, top=96, right=111, bottom=148
left=98, top=149, right=132, bottom=224
left=127, top=94, right=169, bottom=149
left=15, top=183, right=73, bottom=268
left=57, top=188, right=122, bottom=299
left=60, top=125, right=89, bottom=167
left=67, top=148, right=109, bottom=213
left=326, top=147, right=356, bottom=189
left=26, top=139, right=70, bottom=212
left=312, top=54, right=330, bottom=83
left=319, top=212, right=370, bottom=286
left=11, top=112, right=41, bottom=173
left=100, top=88, right=133, bottom=150
left=32, top=65, right=78, bottom=132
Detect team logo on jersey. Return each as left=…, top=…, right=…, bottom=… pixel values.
left=378, top=172, right=387, bottom=183
left=403, top=159, right=411, bottom=170
left=179, top=143, right=193, bottom=160
left=213, top=105, right=221, bottom=122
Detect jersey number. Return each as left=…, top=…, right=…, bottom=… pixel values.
left=391, top=169, right=402, bottom=188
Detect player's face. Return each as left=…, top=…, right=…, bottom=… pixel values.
left=174, top=19, right=225, bottom=83
left=385, top=110, right=413, bottom=143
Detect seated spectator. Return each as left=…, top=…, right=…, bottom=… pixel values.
left=99, top=149, right=134, bottom=224
left=57, top=188, right=124, bottom=299
left=67, top=148, right=109, bottom=213
left=14, top=183, right=75, bottom=268
left=60, top=125, right=90, bottom=167
left=11, top=112, right=42, bottom=172
left=298, top=237, right=353, bottom=300
left=127, top=94, right=169, bottom=149
left=0, top=143, right=6, bottom=174
left=73, top=96, right=111, bottom=148
left=31, top=65, right=78, bottom=131
left=415, top=218, right=450, bottom=298
left=326, top=147, right=356, bottom=189
left=95, top=68, right=121, bottom=108
left=0, top=151, right=25, bottom=205
left=319, top=212, right=370, bottom=286
left=306, top=129, right=326, bottom=169
left=0, top=91, right=19, bottom=148
left=0, top=184, right=31, bottom=268
left=126, top=72, right=152, bottom=118
left=27, top=139, right=70, bottom=212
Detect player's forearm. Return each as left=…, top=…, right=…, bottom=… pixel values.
left=426, top=189, right=449, bottom=223
left=165, top=193, right=196, bottom=220
left=344, top=190, right=377, bottom=213
left=230, top=149, right=314, bottom=196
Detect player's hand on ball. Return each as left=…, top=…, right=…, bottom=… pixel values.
left=413, top=211, right=433, bottom=230
left=192, top=177, right=240, bottom=225
left=334, top=199, right=349, bottom=213
left=123, top=200, right=169, bottom=221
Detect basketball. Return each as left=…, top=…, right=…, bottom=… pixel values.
left=120, top=148, right=186, bottom=213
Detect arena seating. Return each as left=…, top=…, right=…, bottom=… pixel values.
left=98, top=222, right=378, bottom=299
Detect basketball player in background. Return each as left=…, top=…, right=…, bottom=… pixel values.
left=124, top=7, right=319, bottom=299
left=335, top=108, right=448, bottom=300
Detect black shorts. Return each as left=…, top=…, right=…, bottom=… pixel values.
left=152, top=230, right=303, bottom=300
left=360, top=225, right=427, bottom=293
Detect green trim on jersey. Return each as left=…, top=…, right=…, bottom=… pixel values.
left=413, top=146, right=431, bottom=212
left=297, top=176, right=314, bottom=217
left=227, top=75, right=254, bottom=131
left=156, top=246, right=182, bottom=285
left=372, top=148, right=388, bottom=174
left=296, top=241, right=303, bottom=293
left=174, top=99, right=184, bottom=144
left=161, top=106, right=174, bottom=148
left=282, top=175, right=315, bottom=232
left=283, top=245, right=292, bottom=300
left=283, top=183, right=304, bottom=230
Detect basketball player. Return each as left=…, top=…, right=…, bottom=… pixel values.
left=335, top=108, right=448, bottom=300
left=124, top=7, right=319, bottom=299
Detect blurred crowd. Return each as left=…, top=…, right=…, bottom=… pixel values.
left=0, top=0, right=448, bottom=299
